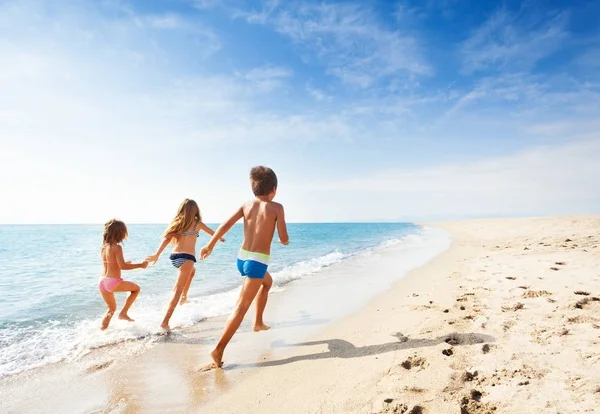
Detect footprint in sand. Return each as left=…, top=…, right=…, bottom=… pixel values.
left=380, top=400, right=423, bottom=414
left=444, top=333, right=489, bottom=346
left=522, top=290, right=552, bottom=299
left=460, top=390, right=496, bottom=414
left=502, top=302, right=524, bottom=312
left=575, top=297, right=600, bottom=309
left=401, top=355, right=427, bottom=370
left=85, top=360, right=113, bottom=373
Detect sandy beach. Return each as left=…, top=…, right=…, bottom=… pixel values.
left=2, top=216, right=600, bottom=413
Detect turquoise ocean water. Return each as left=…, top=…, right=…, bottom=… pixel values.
left=0, top=223, right=445, bottom=378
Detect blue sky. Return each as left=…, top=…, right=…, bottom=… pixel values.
left=1, top=0, right=599, bottom=223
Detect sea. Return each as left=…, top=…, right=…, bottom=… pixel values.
left=0, top=223, right=450, bottom=378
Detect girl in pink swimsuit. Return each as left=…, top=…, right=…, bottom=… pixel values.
left=99, top=219, right=148, bottom=330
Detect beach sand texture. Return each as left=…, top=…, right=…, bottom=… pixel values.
left=201, top=216, right=600, bottom=414
left=2, top=216, right=599, bottom=413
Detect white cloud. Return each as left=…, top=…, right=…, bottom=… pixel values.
left=306, top=86, right=331, bottom=102
left=240, top=65, right=293, bottom=92
left=236, top=1, right=430, bottom=87
left=460, top=8, right=568, bottom=74
left=291, top=137, right=600, bottom=221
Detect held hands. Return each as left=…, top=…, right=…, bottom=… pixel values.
left=199, top=245, right=213, bottom=260
left=141, top=261, right=149, bottom=269
left=145, top=254, right=159, bottom=266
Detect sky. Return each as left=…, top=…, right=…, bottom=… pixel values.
left=1, top=0, right=599, bottom=224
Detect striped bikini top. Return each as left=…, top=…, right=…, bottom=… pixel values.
left=182, top=225, right=199, bottom=237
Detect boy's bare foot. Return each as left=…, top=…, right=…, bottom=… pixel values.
left=253, top=323, right=271, bottom=332
left=118, top=313, right=135, bottom=322
left=179, top=298, right=190, bottom=306
left=160, top=322, right=171, bottom=332
left=210, top=348, right=224, bottom=369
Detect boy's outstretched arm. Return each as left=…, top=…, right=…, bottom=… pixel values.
left=115, top=245, right=148, bottom=270
left=277, top=204, right=289, bottom=245
left=198, top=222, right=226, bottom=242
left=200, top=206, right=244, bottom=259
left=146, top=236, right=171, bottom=265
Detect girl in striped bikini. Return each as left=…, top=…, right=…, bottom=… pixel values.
left=146, top=199, right=223, bottom=331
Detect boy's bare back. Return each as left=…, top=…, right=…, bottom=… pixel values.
left=241, top=199, right=287, bottom=255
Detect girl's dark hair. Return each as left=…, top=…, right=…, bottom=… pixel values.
left=102, top=219, right=128, bottom=246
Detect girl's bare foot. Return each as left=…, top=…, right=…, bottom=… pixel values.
left=210, top=348, right=224, bottom=369
left=101, top=311, right=114, bottom=330
left=118, top=313, right=135, bottom=322
left=179, top=298, right=190, bottom=305
left=253, top=323, right=271, bottom=332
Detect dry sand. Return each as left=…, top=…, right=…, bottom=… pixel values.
left=2, top=216, right=599, bottom=413
left=199, top=216, right=600, bottom=413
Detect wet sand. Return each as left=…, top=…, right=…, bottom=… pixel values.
left=3, top=217, right=600, bottom=413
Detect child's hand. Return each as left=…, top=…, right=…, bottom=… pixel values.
left=145, top=254, right=159, bottom=266
left=141, top=261, right=148, bottom=269
left=199, top=245, right=213, bottom=260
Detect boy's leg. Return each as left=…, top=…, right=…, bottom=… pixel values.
left=100, top=291, right=117, bottom=330
left=253, top=271, right=273, bottom=332
left=161, top=261, right=194, bottom=331
left=113, top=281, right=141, bottom=321
left=211, top=277, right=263, bottom=367
left=180, top=267, right=196, bottom=305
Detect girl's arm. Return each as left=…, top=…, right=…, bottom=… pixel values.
left=114, top=245, right=148, bottom=270
left=200, top=206, right=244, bottom=259
left=146, top=236, right=172, bottom=265
left=198, top=222, right=226, bottom=242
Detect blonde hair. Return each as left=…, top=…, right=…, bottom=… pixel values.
left=163, top=199, right=201, bottom=241
left=102, top=219, right=128, bottom=254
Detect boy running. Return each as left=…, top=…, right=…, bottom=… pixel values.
left=200, top=166, right=289, bottom=368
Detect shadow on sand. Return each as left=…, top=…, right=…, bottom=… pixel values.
left=227, top=332, right=496, bottom=370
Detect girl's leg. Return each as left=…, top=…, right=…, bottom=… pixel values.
left=180, top=266, right=196, bottom=305
left=210, top=277, right=263, bottom=367
left=112, top=281, right=141, bottom=322
left=253, top=271, right=273, bottom=332
left=161, top=261, right=194, bottom=331
left=100, top=291, right=117, bottom=330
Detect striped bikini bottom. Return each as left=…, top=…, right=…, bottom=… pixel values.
left=169, top=253, right=197, bottom=268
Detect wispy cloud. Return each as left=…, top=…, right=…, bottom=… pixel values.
left=306, top=85, right=331, bottom=102
left=240, top=65, right=293, bottom=92
left=295, top=137, right=600, bottom=221
left=235, top=1, right=430, bottom=87
left=460, top=8, right=568, bottom=74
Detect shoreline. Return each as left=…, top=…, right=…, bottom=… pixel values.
left=2, top=216, right=599, bottom=413
left=0, top=226, right=450, bottom=412
left=199, top=215, right=600, bottom=413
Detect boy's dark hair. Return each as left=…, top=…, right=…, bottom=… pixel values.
left=250, top=166, right=278, bottom=196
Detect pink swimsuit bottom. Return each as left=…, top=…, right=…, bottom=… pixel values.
left=98, top=277, right=123, bottom=293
